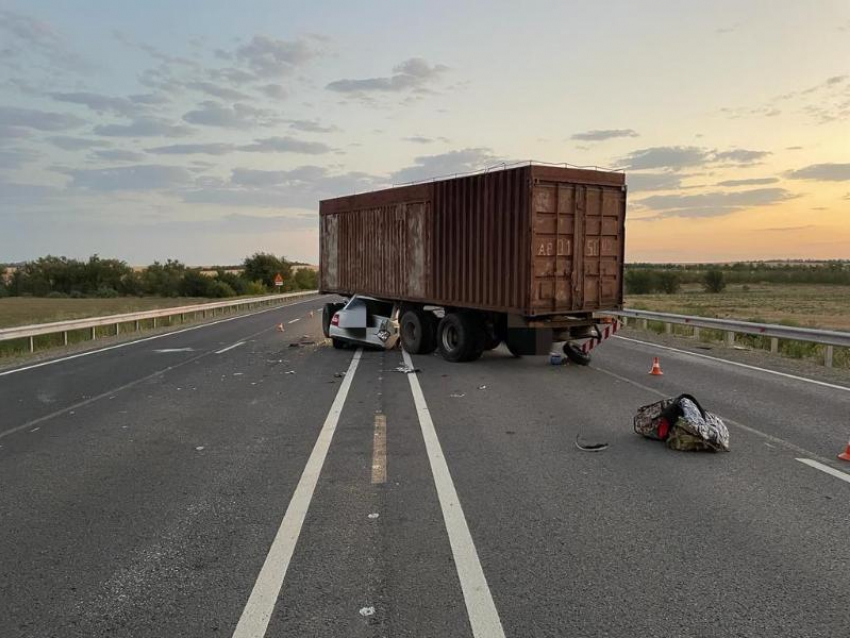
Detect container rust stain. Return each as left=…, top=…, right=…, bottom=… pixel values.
left=320, top=164, right=626, bottom=317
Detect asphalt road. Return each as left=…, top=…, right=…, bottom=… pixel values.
left=1, top=298, right=848, bottom=638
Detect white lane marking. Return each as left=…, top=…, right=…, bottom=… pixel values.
left=402, top=350, right=506, bottom=638
left=371, top=413, right=387, bottom=484
left=287, top=318, right=300, bottom=324
left=593, top=365, right=837, bottom=466
left=232, top=348, right=362, bottom=638
left=0, top=297, right=319, bottom=378
left=153, top=347, right=194, bottom=353
left=614, top=335, right=850, bottom=393
left=796, top=458, right=850, bottom=485
left=215, top=341, right=245, bottom=354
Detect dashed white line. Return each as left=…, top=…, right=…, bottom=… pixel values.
left=614, top=335, right=850, bottom=393
left=215, top=341, right=245, bottom=354
left=402, top=350, right=506, bottom=638
left=231, top=348, right=362, bottom=638
left=287, top=318, right=301, bottom=324
left=796, top=458, right=850, bottom=485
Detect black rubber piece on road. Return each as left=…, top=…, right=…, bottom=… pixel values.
left=322, top=302, right=345, bottom=338
left=400, top=309, right=438, bottom=355
left=437, top=312, right=485, bottom=362
left=563, top=342, right=591, bottom=365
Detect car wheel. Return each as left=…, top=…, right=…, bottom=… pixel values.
left=322, top=302, right=344, bottom=338
left=563, top=342, right=591, bottom=365
left=400, top=309, right=437, bottom=354
left=437, top=311, right=484, bottom=362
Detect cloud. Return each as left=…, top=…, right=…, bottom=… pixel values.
left=326, top=57, right=448, bottom=93
left=62, top=164, right=194, bottom=191
left=626, top=172, right=682, bottom=192
left=618, top=146, right=709, bottom=170
left=231, top=166, right=328, bottom=186
left=46, top=136, right=111, bottom=151
left=113, top=30, right=199, bottom=69
left=760, top=225, right=816, bottom=232
left=571, top=129, right=639, bottom=142
left=618, top=146, right=769, bottom=170
left=184, top=81, right=251, bottom=101
left=182, top=101, right=280, bottom=128
left=235, top=35, right=321, bottom=78
left=712, top=149, right=770, bottom=164
left=288, top=119, right=338, bottom=133
left=0, top=8, right=90, bottom=72
left=715, top=177, right=779, bottom=187
left=146, top=143, right=235, bottom=155
left=0, top=105, right=84, bottom=131
left=0, top=124, right=31, bottom=140
left=390, top=148, right=499, bottom=184
left=91, top=149, right=146, bottom=162
left=260, top=84, right=288, bottom=99
left=785, top=163, right=850, bottom=181
left=50, top=91, right=143, bottom=117
left=403, top=135, right=450, bottom=144
left=208, top=67, right=256, bottom=86
left=93, top=117, right=193, bottom=137
left=636, top=187, right=795, bottom=218
left=238, top=136, right=332, bottom=154
left=0, top=147, right=41, bottom=169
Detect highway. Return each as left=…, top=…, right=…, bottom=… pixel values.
left=1, top=296, right=848, bottom=638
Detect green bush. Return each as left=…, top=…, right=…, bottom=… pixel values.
left=69, top=290, right=85, bottom=299
left=245, top=280, right=267, bottom=295
left=207, top=281, right=236, bottom=298
left=0, top=283, right=9, bottom=298
left=625, top=269, right=657, bottom=294
left=656, top=270, right=681, bottom=294
left=179, top=270, right=214, bottom=297
left=215, top=271, right=248, bottom=295
left=46, top=291, right=69, bottom=299
left=703, top=269, right=726, bottom=293
left=95, top=286, right=119, bottom=298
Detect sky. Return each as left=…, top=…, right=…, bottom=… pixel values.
left=1, top=0, right=849, bottom=266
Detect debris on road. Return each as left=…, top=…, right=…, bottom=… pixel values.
left=367, top=512, right=379, bottom=520
left=333, top=372, right=346, bottom=378
left=574, top=434, right=609, bottom=452
left=478, top=385, right=487, bottom=390
left=195, top=446, right=205, bottom=451
left=233, top=372, right=244, bottom=376
left=634, top=394, right=730, bottom=452
left=549, top=352, right=563, bottom=366
left=285, top=370, right=296, bottom=375
left=449, top=392, right=465, bottom=398
left=394, top=365, right=421, bottom=374
left=359, top=606, right=375, bottom=617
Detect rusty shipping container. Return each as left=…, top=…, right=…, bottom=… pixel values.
left=320, top=164, right=626, bottom=318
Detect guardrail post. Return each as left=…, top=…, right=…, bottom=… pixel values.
left=152, top=317, right=157, bottom=328
left=665, top=322, right=672, bottom=335
left=63, top=331, right=68, bottom=346
left=693, top=326, right=700, bottom=339
left=770, top=337, right=778, bottom=353
left=640, top=318, right=648, bottom=330
left=825, top=345, right=834, bottom=368
left=726, top=331, right=735, bottom=347
left=115, top=322, right=120, bottom=336
left=29, top=336, right=34, bottom=353
left=91, top=326, right=96, bottom=341
left=135, top=320, right=140, bottom=331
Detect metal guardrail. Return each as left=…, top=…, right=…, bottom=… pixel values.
left=608, top=309, right=850, bottom=368
left=0, top=291, right=319, bottom=353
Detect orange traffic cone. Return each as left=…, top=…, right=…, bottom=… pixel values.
left=839, top=440, right=850, bottom=462
left=649, top=357, right=664, bottom=376
left=276, top=323, right=285, bottom=332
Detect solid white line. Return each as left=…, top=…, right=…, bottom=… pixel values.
left=231, top=348, right=362, bottom=638
left=796, top=458, right=850, bottom=485
left=287, top=318, right=300, bottom=324
left=215, top=341, right=245, bottom=354
left=402, top=350, right=506, bottom=638
left=0, top=297, right=318, bottom=378
left=614, top=335, right=850, bottom=393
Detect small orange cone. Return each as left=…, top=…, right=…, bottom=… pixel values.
left=276, top=323, right=285, bottom=332
left=839, top=440, right=850, bottom=462
left=649, top=357, right=664, bottom=376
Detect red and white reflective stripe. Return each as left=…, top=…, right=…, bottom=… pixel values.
left=580, top=321, right=620, bottom=354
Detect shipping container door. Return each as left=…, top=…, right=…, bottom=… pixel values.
left=404, top=202, right=430, bottom=299
left=531, top=182, right=577, bottom=313
left=322, top=213, right=339, bottom=289
left=582, top=185, right=625, bottom=309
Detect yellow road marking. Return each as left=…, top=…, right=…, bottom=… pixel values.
left=371, top=413, right=387, bottom=484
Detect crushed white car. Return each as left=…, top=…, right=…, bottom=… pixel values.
left=322, top=296, right=400, bottom=350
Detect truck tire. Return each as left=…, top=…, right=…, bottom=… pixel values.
left=400, top=309, right=437, bottom=354
left=322, top=302, right=344, bottom=338
left=437, top=312, right=485, bottom=362
left=563, top=342, right=591, bottom=365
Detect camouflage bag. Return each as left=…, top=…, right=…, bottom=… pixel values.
left=634, top=394, right=730, bottom=452
left=633, top=397, right=675, bottom=440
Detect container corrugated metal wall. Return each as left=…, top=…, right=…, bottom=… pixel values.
left=320, top=164, right=625, bottom=317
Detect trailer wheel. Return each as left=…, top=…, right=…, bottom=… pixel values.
left=322, top=302, right=345, bottom=338
left=563, top=342, right=591, bottom=365
left=437, top=312, right=484, bottom=362
left=401, top=309, right=437, bottom=354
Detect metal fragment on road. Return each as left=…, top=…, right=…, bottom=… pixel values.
left=367, top=512, right=379, bottom=520
left=285, top=370, right=296, bottom=375
left=478, top=385, right=487, bottom=390
left=359, top=606, right=375, bottom=617
left=394, top=366, right=421, bottom=374
left=195, top=446, right=205, bottom=451
left=450, top=392, right=465, bottom=398
left=574, top=434, right=610, bottom=452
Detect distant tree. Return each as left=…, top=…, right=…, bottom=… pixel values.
left=625, top=269, right=657, bottom=295
left=243, top=252, right=292, bottom=288
left=179, top=270, right=214, bottom=297
left=207, top=280, right=236, bottom=298
left=141, top=260, right=185, bottom=297
left=656, top=270, right=681, bottom=294
left=215, top=270, right=248, bottom=296
left=703, top=269, right=726, bottom=293
left=294, top=267, right=318, bottom=290
left=0, top=282, right=9, bottom=298
left=245, top=280, right=268, bottom=295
